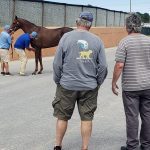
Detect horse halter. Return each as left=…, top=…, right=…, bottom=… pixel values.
left=10, top=21, right=20, bottom=32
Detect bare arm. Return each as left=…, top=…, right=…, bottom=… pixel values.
left=26, top=47, right=35, bottom=52
left=53, top=37, right=64, bottom=84
left=97, top=40, right=108, bottom=86
left=112, top=62, right=124, bottom=96
left=25, top=40, right=35, bottom=52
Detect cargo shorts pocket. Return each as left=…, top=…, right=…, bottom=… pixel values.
left=87, top=101, right=97, bottom=113
left=52, top=97, right=61, bottom=108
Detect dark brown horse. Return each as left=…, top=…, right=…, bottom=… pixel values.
left=10, top=16, right=73, bottom=74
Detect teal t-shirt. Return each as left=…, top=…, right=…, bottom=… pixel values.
left=0, top=31, right=11, bottom=49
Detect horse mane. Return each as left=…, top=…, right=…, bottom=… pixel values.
left=18, top=17, right=38, bottom=27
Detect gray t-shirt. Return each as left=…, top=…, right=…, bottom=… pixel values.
left=116, top=34, right=150, bottom=91
left=53, top=30, right=108, bottom=90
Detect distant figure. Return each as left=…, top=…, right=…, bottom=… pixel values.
left=112, top=13, right=150, bottom=150
left=52, top=11, right=107, bottom=150
left=0, top=25, right=12, bottom=75
left=14, top=32, right=37, bottom=75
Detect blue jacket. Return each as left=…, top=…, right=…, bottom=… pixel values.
left=14, top=33, right=31, bottom=49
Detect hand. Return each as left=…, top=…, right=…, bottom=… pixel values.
left=27, top=48, right=35, bottom=52
left=10, top=50, right=14, bottom=54
left=112, top=82, right=119, bottom=96
left=32, top=48, right=36, bottom=52
left=97, top=85, right=100, bottom=90
left=11, top=36, right=14, bottom=40
left=30, top=47, right=36, bottom=52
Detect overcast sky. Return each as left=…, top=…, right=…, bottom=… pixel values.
left=46, top=0, right=150, bottom=13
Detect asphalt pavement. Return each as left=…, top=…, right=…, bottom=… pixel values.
left=0, top=47, right=126, bottom=150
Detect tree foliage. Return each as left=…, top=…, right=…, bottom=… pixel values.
left=136, top=12, right=150, bottom=23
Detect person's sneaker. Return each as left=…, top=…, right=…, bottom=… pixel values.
left=140, top=145, right=147, bottom=150
left=121, top=146, right=128, bottom=150
left=5, top=72, right=12, bottom=76
left=1, top=72, right=5, bottom=75
left=54, top=146, right=62, bottom=150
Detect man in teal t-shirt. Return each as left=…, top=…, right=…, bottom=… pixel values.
left=0, top=25, right=12, bottom=75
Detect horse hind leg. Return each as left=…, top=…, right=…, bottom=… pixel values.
left=37, top=49, right=43, bottom=74
left=32, top=49, right=38, bottom=75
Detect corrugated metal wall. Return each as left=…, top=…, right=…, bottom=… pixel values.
left=66, top=6, right=82, bottom=26
left=96, top=9, right=107, bottom=26
left=15, top=1, right=43, bottom=25
left=0, top=0, right=128, bottom=27
left=43, top=3, right=65, bottom=26
left=0, top=0, right=14, bottom=26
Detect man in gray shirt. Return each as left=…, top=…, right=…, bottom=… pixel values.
left=112, top=13, right=150, bottom=150
left=52, top=11, right=107, bottom=150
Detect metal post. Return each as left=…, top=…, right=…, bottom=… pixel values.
left=64, top=4, right=66, bottom=26
left=149, top=11, right=150, bottom=24
left=130, top=0, right=131, bottom=13
left=106, top=10, right=108, bottom=27
left=95, top=8, right=97, bottom=27
left=12, top=0, right=16, bottom=22
left=113, top=11, right=115, bottom=27
left=119, top=12, right=121, bottom=27
left=41, top=1, right=44, bottom=27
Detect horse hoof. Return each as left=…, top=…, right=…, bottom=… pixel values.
left=32, top=72, right=37, bottom=75
left=38, top=71, right=42, bottom=74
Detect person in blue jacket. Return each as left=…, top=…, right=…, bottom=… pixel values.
left=14, top=32, right=37, bottom=75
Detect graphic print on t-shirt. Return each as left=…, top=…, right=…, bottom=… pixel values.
left=76, top=40, right=93, bottom=60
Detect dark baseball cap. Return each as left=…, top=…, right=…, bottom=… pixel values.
left=79, top=11, right=93, bottom=22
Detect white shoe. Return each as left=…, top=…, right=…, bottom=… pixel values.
left=19, top=72, right=25, bottom=76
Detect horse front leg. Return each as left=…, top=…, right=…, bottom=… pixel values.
left=32, top=50, right=38, bottom=75
left=38, top=49, right=43, bottom=74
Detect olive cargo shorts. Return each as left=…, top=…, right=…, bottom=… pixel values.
left=52, top=85, right=98, bottom=121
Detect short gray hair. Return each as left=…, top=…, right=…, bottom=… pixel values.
left=126, top=13, right=142, bottom=33
left=76, top=18, right=92, bottom=28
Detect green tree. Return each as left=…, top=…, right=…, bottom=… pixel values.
left=136, top=12, right=150, bottom=23
left=143, top=13, right=149, bottom=23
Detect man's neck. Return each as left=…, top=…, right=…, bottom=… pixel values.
left=77, top=26, right=90, bottom=31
